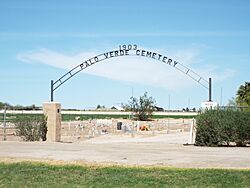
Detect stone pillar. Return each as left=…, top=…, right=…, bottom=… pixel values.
left=43, top=102, right=61, bottom=142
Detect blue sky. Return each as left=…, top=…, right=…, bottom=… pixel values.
left=0, top=0, right=249, bottom=109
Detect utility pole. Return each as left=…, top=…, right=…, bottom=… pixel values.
left=131, top=87, right=134, bottom=119
left=168, top=94, right=171, bottom=110
left=167, top=94, right=170, bottom=134
left=3, top=105, right=6, bottom=141
left=220, top=87, right=223, bottom=106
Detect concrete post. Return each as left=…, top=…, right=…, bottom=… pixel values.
left=43, top=102, right=61, bottom=142
left=188, top=118, right=196, bottom=145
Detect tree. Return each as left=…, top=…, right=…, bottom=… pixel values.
left=0, top=102, right=12, bottom=110
left=236, top=82, right=250, bottom=107
left=128, top=92, right=156, bottom=121
left=96, top=105, right=105, bottom=109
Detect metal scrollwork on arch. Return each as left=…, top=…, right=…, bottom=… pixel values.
left=50, top=44, right=211, bottom=102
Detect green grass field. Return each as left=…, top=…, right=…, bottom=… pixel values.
left=0, top=162, right=249, bottom=187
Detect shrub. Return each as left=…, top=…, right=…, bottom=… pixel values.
left=195, top=109, right=250, bottom=146
left=15, top=115, right=47, bottom=141
left=234, top=111, right=250, bottom=146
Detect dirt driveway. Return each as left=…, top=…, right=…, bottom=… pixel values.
left=0, top=132, right=249, bottom=169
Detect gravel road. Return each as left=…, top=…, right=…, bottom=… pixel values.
left=0, top=132, right=249, bottom=168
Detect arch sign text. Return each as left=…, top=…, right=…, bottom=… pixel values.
left=79, top=44, right=178, bottom=71
left=50, top=44, right=211, bottom=102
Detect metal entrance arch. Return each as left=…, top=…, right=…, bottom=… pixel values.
left=50, top=44, right=212, bottom=102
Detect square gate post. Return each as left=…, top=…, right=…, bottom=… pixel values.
left=43, top=102, right=61, bottom=142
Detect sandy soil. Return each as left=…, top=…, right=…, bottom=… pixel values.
left=0, top=131, right=250, bottom=169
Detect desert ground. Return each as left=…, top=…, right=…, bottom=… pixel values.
left=1, top=128, right=250, bottom=168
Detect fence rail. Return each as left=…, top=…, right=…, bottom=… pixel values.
left=0, top=109, right=197, bottom=116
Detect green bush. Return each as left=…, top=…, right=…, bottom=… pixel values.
left=195, top=109, right=250, bottom=146
left=14, top=115, right=47, bottom=141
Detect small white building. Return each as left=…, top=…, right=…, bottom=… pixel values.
left=201, top=101, right=218, bottom=110
left=111, top=106, right=125, bottom=111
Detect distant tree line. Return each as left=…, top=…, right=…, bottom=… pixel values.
left=0, top=102, right=41, bottom=110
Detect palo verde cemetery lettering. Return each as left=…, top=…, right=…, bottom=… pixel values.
left=51, top=44, right=209, bottom=102
left=79, top=44, right=178, bottom=69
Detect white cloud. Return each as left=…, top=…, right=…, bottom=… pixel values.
left=17, top=48, right=236, bottom=91
left=199, top=65, right=236, bottom=83
left=17, top=49, right=96, bottom=69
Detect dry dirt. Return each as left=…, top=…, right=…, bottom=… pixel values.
left=1, top=131, right=250, bottom=169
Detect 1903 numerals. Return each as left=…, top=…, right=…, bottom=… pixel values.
left=119, top=44, right=137, bottom=51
